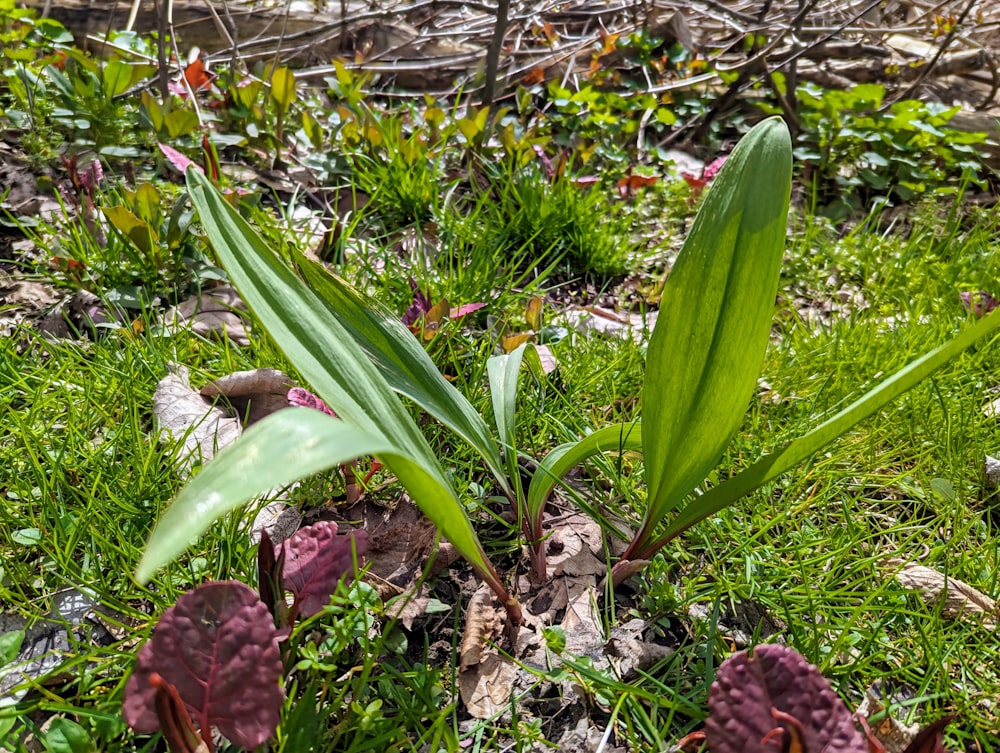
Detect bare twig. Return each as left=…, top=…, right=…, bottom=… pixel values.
left=482, top=0, right=512, bottom=113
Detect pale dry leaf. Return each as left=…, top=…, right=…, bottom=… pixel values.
left=384, top=586, right=431, bottom=631
left=534, top=344, right=558, bottom=374
left=459, top=584, right=502, bottom=672
left=570, top=305, right=658, bottom=341
left=0, top=588, right=112, bottom=706
left=162, top=285, right=250, bottom=345
left=605, top=618, right=674, bottom=680
left=891, top=560, right=997, bottom=629
left=458, top=584, right=516, bottom=719
left=985, top=455, right=1000, bottom=489
left=153, top=363, right=242, bottom=473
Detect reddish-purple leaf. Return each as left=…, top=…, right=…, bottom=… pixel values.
left=149, top=674, right=208, bottom=753
left=960, top=291, right=1000, bottom=318
left=287, top=386, right=337, bottom=418
left=123, top=581, right=284, bottom=749
left=282, top=521, right=368, bottom=618
left=159, top=143, right=202, bottom=175
left=705, top=644, right=868, bottom=753
left=401, top=280, right=434, bottom=326
left=901, top=715, right=956, bottom=753
left=257, top=529, right=289, bottom=628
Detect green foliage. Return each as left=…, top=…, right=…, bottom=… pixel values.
left=776, top=82, right=989, bottom=216
left=1, top=35, right=153, bottom=160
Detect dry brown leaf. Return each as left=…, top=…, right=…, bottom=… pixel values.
left=605, top=618, right=674, bottom=680
left=200, top=368, right=294, bottom=426
left=162, top=285, right=250, bottom=345
left=459, top=584, right=503, bottom=672
left=890, top=560, right=997, bottom=629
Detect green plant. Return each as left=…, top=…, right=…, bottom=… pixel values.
left=134, top=117, right=1000, bottom=628
left=771, top=82, right=989, bottom=216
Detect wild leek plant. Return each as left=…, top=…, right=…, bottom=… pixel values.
left=135, top=116, right=1000, bottom=623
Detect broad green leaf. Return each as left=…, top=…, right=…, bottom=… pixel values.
left=137, top=410, right=391, bottom=582
left=270, top=66, right=297, bottom=111
left=103, top=205, right=158, bottom=256
left=294, top=254, right=509, bottom=493
left=639, top=117, right=791, bottom=545
left=0, top=629, right=24, bottom=664
left=174, top=169, right=500, bottom=597
left=639, top=307, right=1000, bottom=557
left=40, top=718, right=91, bottom=753
left=527, top=422, right=642, bottom=536
left=102, top=59, right=132, bottom=98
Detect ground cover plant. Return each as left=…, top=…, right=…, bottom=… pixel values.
left=3, top=3, right=1000, bottom=752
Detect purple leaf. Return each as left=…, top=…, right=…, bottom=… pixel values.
left=901, top=715, right=956, bottom=753
left=123, top=581, right=284, bottom=749
left=287, top=387, right=337, bottom=418
left=282, top=521, right=368, bottom=618
left=705, top=644, right=868, bottom=753
left=960, top=291, right=1000, bottom=318
left=401, top=279, right=434, bottom=326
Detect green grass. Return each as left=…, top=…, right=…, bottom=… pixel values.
left=3, top=23, right=1000, bottom=752
left=7, top=200, right=1000, bottom=750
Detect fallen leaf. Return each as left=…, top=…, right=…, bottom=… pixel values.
left=153, top=363, right=242, bottom=472
left=200, top=368, right=294, bottom=426
left=890, top=559, right=997, bottom=629
left=856, top=691, right=921, bottom=753
left=0, top=588, right=113, bottom=705
left=161, top=286, right=250, bottom=345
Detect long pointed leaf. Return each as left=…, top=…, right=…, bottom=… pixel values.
left=640, top=117, right=792, bottom=540
left=487, top=344, right=529, bottom=516
left=640, top=308, right=1000, bottom=556
left=136, top=410, right=390, bottom=582
left=294, top=254, right=509, bottom=493
left=181, top=169, right=498, bottom=594
left=527, top=421, right=642, bottom=537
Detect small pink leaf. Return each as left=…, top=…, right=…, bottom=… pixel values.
left=448, top=302, right=486, bottom=319
left=287, top=387, right=337, bottom=418
left=282, top=521, right=368, bottom=618
left=159, top=143, right=202, bottom=175
left=123, top=581, right=284, bottom=749
left=532, top=144, right=555, bottom=179
left=702, top=156, right=728, bottom=180
left=705, top=644, right=868, bottom=753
